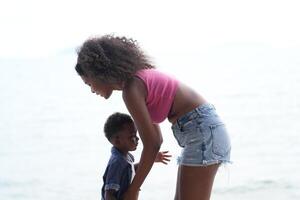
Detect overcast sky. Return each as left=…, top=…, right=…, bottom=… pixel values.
left=0, top=0, right=299, bottom=58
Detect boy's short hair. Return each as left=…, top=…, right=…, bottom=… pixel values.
left=104, top=112, right=134, bottom=141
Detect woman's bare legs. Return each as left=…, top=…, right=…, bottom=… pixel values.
left=174, top=166, right=181, bottom=200
left=174, top=164, right=220, bottom=200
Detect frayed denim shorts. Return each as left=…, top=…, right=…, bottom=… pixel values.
left=171, top=103, right=231, bottom=166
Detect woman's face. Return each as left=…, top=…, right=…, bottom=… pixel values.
left=81, top=76, right=121, bottom=99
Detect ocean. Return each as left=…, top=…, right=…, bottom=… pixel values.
left=1, top=44, right=299, bottom=199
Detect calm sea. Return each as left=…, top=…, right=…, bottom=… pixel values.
left=1, top=44, right=299, bottom=199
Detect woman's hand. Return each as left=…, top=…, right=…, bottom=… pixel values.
left=122, top=188, right=139, bottom=200
left=155, top=151, right=172, bottom=164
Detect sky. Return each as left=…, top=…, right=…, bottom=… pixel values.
left=0, top=0, right=300, bottom=59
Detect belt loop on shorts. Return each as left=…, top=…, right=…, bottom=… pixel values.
left=176, top=117, right=184, bottom=131
left=195, top=106, right=202, bottom=116
left=176, top=119, right=180, bottom=129
left=211, top=104, right=216, bottom=110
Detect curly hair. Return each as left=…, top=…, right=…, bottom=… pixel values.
left=75, top=35, right=154, bottom=84
left=104, top=112, right=134, bottom=141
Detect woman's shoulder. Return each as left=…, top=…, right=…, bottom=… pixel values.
left=122, top=76, right=147, bottom=101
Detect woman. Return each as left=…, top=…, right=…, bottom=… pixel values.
left=75, top=35, right=231, bottom=200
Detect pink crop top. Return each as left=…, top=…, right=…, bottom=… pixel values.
left=135, top=69, right=179, bottom=123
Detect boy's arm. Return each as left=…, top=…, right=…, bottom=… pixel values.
left=104, top=160, right=125, bottom=200
left=154, top=151, right=171, bottom=164
left=152, top=124, right=171, bottom=164
left=105, top=189, right=117, bottom=200
left=134, top=149, right=171, bottom=171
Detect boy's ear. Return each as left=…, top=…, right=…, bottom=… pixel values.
left=110, top=136, right=120, bottom=146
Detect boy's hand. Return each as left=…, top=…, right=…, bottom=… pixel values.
left=155, top=151, right=171, bottom=164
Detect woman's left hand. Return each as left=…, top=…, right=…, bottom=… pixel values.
left=155, top=151, right=172, bottom=164
left=122, top=188, right=139, bottom=200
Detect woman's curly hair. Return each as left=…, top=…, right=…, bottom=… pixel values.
left=75, top=35, right=154, bottom=84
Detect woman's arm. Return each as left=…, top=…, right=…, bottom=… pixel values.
left=134, top=163, right=139, bottom=171
left=105, top=190, right=117, bottom=200
left=122, top=78, right=163, bottom=199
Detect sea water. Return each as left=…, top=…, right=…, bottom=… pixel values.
left=1, top=44, right=299, bottom=199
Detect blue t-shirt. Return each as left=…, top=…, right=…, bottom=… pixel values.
left=101, top=147, right=135, bottom=200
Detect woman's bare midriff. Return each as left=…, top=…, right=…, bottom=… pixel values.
left=168, top=82, right=207, bottom=124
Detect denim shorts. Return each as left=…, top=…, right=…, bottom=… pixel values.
left=171, top=103, right=231, bottom=166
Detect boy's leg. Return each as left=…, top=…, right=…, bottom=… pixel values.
left=178, top=164, right=219, bottom=200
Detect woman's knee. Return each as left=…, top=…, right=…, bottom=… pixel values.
left=178, top=164, right=220, bottom=200
left=174, top=166, right=181, bottom=200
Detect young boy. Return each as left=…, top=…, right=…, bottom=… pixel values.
left=101, top=112, right=171, bottom=200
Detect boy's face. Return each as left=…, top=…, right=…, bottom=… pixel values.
left=115, top=122, right=139, bottom=152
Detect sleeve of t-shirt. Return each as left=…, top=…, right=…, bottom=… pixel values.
left=104, top=160, right=126, bottom=192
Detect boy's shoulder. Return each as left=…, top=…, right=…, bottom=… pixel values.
left=108, top=154, right=126, bottom=166
left=107, top=147, right=134, bottom=168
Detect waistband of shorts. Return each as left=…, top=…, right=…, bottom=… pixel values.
left=172, top=103, right=216, bottom=128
